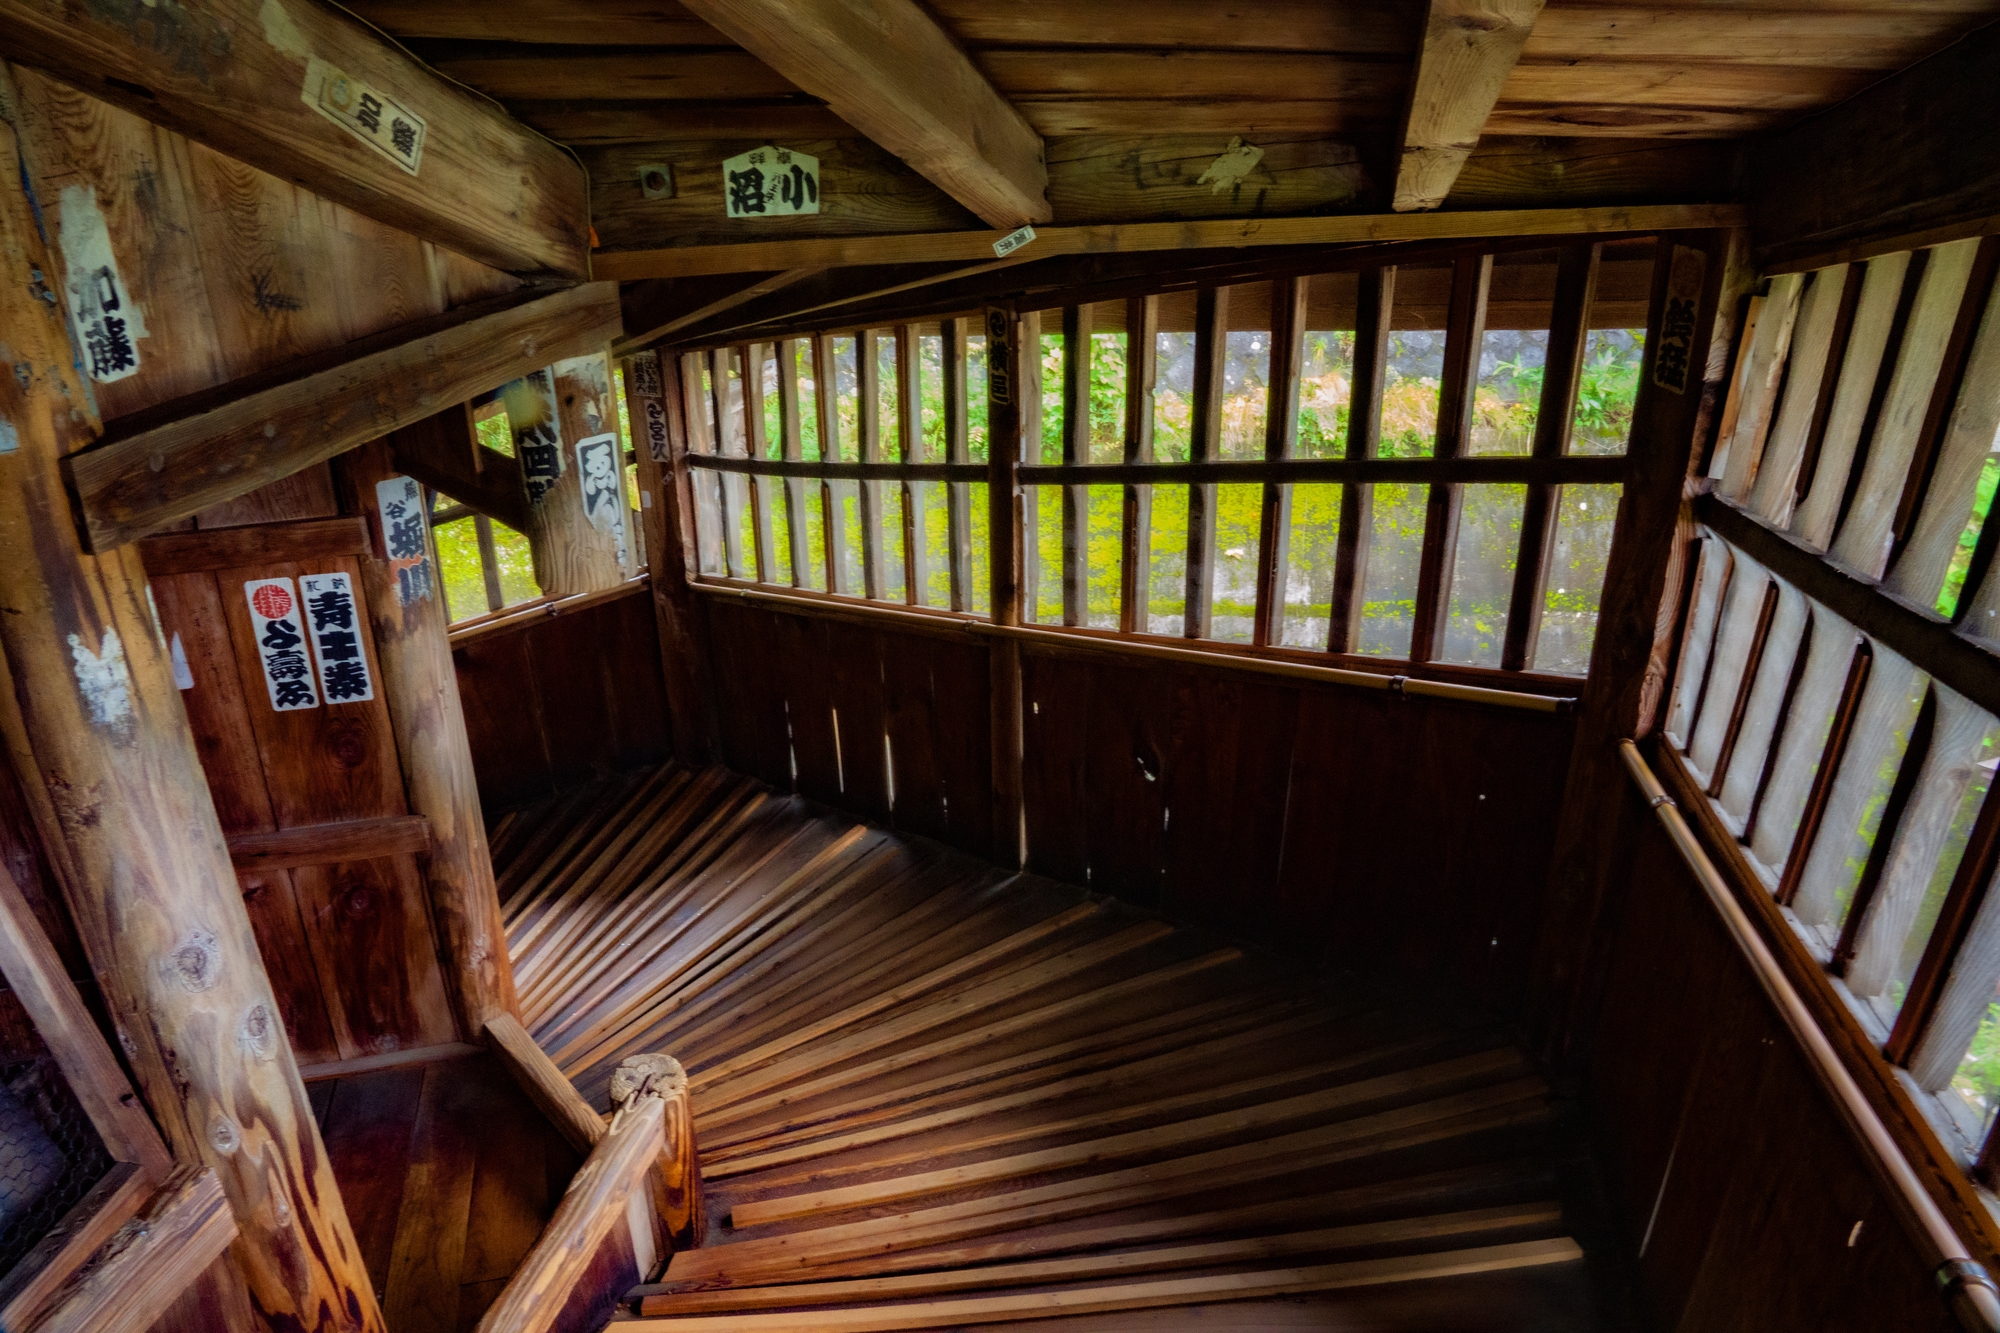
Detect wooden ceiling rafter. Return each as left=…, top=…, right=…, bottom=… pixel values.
left=0, top=0, right=591, bottom=276
left=672, top=0, right=1050, bottom=229
left=1394, top=0, right=1547, bottom=213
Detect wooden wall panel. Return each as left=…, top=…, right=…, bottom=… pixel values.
left=680, top=601, right=1571, bottom=1007
left=453, top=590, right=676, bottom=812
left=1590, top=790, right=1959, bottom=1332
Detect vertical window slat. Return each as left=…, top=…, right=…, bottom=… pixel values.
left=896, top=324, right=927, bottom=607
left=776, top=339, right=811, bottom=589
left=857, top=329, right=883, bottom=599
left=943, top=316, right=974, bottom=612
left=1183, top=286, right=1228, bottom=639
left=1504, top=243, right=1600, bottom=671
left=1253, top=277, right=1306, bottom=647
left=1746, top=263, right=1854, bottom=526
left=1329, top=267, right=1393, bottom=655
left=741, top=343, right=775, bottom=583
left=1410, top=254, right=1492, bottom=663
left=1061, top=306, right=1091, bottom=627
left=1119, top=295, right=1158, bottom=635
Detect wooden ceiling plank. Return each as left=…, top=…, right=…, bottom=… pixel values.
left=507, top=100, right=854, bottom=144
left=927, top=0, right=1422, bottom=53
left=674, top=0, right=1050, bottom=228
left=1524, top=6, right=2000, bottom=69
left=0, top=0, right=589, bottom=277
left=1483, top=104, right=1776, bottom=138
left=593, top=201, right=1745, bottom=281
left=424, top=47, right=799, bottom=100
left=343, top=0, right=729, bottom=44
left=63, top=284, right=622, bottom=552
left=1394, top=0, right=1547, bottom=214
left=1501, top=59, right=1884, bottom=110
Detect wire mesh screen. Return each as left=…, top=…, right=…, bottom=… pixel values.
left=0, top=1015, right=113, bottom=1283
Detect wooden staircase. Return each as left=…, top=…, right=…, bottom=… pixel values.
left=492, top=763, right=1610, bottom=1331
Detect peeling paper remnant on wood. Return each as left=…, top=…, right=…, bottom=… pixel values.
left=1196, top=137, right=1266, bottom=194
left=58, top=185, right=148, bottom=384
left=68, top=627, right=134, bottom=732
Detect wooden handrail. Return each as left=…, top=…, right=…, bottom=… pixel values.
left=1620, top=740, right=2000, bottom=1332
left=474, top=1061, right=669, bottom=1333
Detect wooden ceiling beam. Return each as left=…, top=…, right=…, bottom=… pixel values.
left=1394, top=0, right=1545, bottom=213
left=673, top=0, right=1050, bottom=228
left=594, top=201, right=1744, bottom=281
left=62, top=284, right=621, bottom=552
left=0, top=0, right=589, bottom=276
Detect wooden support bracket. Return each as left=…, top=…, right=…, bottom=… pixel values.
left=21, top=1166, right=239, bottom=1333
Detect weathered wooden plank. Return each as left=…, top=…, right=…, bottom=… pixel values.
left=1394, top=0, right=1546, bottom=212
left=389, top=405, right=532, bottom=533
left=675, top=0, right=1048, bottom=228
left=137, top=517, right=370, bottom=576
left=64, top=284, right=621, bottom=551
left=592, top=203, right=1748, bottom=280
left=2, top=0, right=586, bottom=275
left=227, top=814, right=431, bottom=871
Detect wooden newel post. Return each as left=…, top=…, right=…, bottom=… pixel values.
left=474, top=1054, right=695, bottom=1333
left=0, top=117, right=384, bottom=1331
left=333, top=438, right=521, bottom=1034
left=617, top=1053, right=705, bottom=1252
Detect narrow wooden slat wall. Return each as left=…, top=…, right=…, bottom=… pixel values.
left=455, top=590, right=675, bottom=811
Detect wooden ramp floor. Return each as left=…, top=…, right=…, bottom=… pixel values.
left=492, top=763, right=1615, bottom=1332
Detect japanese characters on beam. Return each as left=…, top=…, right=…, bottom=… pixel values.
left=377, top=475, right=436, bottom=608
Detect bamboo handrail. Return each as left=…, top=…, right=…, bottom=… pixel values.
left=1619, top=739, right=2000, bottom=1333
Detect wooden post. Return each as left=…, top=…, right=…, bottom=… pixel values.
left=554, top=351, right=635, bottom=584
left=857, top=330, right=885, bottom=599
left=0, top=114, right=385, bottom=1331
left=741, top=343, right=776, bottom=583
left=1527, top=228, right=1750, bottom=1066
left=812, top=334, right=850, bottom=595
left=897, top=325, right=929, bottom=606
left=506, top=363, right=622, bottom=597
left=1019, top=310, right=1045, bottom=621
left=988, top=306, right=1027, bottom=870
left=333, top=439, right=521, bottom=1035
left=776, top=339, right=813, bottom=586
left=623, top=351, right=720, bottom=764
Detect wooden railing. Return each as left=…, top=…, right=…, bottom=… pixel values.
left=482, top=1016, right=704, bottom=1331
left=1621, top=740, right=2000, bottom=1333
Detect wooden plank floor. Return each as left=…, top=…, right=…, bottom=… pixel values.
left=492, top=763, right=1614, bottom=1331
left=310, top=1051, right=633, bottom=1333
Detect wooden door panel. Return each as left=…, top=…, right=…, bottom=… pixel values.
left=150, top=571, right=275, bottom=836
left=237, top=868, right=341, bottom=1065
left=216, top=556, right=407, bottom=827
left=292, top=857, right=456, bottom=1058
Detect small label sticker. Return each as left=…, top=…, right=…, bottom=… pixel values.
left=1652, top=244, right=1707, bottom=396
left=299, top=572, right=374, bottom=704
left=992, top=225, right=1036, bottom=258
left=576, top=433, right=630, bottom=567
left=629, top=352, right=663, bottom=398
left=244, top=579, right=318, bottom=711
left=58, top=184, right=148, bottom=384
left=303, top=58, right=425, bottom=175
left=375, top=476, right=434, bottom=607
left=628, top=351, right=672, bottom=463
left=723, top=145, right=820, bottom=218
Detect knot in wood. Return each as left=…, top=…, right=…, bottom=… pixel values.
left=208, top=1113, right=241, bottom=1156
left=609, top=1053, right=684, bottom=1133
left=161, top=929, right=222, bottom=992
left=238, top=1003, right=278, bottom=1060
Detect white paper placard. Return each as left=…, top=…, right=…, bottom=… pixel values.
left=59, top=184, right=148, bottom=383
left=723, top=145, right=820, bottom=217
left=576, top=433, right=630, bottom=566
left=299, top=572, right=374, bottom=704
left=243, top=579, right=319, bottom=711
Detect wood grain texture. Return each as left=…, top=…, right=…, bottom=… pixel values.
left=335, top=439, right=520, bottom=1037
left=65, top=283, right=621, bottom=551
left=0, top=1164, right=151, bottom=1333
left=676, top=0, right=1049, bottom=227
left=592, top=202, right=1745, bottom=280
left=1395, top=0, right=1547, bottom=213
left=227, top=815, right=431, bottom=873
left=0, top=107, right=385, bottom=1333
left=389, top=405, right=532, bottom=533
left=0, top=0, right=587, bottom=274
left=26, top=1167, right=238, bottom=1333
left=137, top=517, right=371, bottom=576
